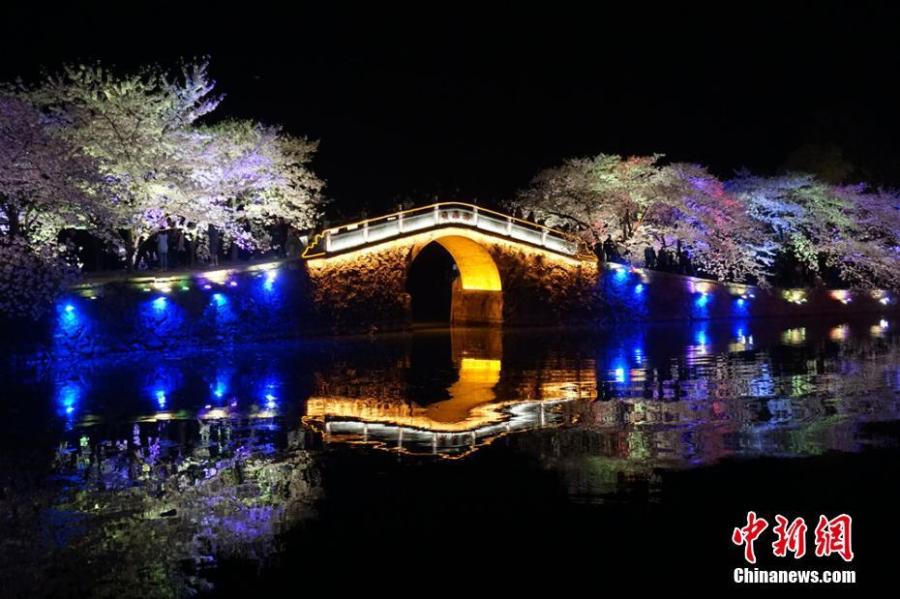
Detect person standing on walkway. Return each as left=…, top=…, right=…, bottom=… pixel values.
left=644, top=245, right=657, bottom=269
left=208, top=224, right=220, bottom=266
left=157, top=230, right=169, bottom=270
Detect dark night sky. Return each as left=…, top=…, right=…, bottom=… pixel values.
left=3, top=3, right=899, bottom=216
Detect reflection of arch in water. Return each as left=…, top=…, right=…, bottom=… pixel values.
left=302, top=327, right=593, bottom=457
left=407, top=235, right=503, bottom=325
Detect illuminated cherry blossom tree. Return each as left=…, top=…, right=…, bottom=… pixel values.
left=729, top=173, right=900, bottom=289
left=512, top=155, right=773, bottom=283
left=24, top=61, right=225, bottom=267
left=511, top=153, right=662, bottom=246
left=0, top=94, right=103, bottom=246
left=0, top=95, right=97, bottom=317
left=22, top=61, right=325, bottom=268
left=191, top=120, right=324, bottom=253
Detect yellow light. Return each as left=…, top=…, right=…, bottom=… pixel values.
left=200, top=408, right=229, bottom=420
left=728, top=283, right=750, bottom=296
left=202, top=269, right=233, bottom=285
left=781, top=327, right=807, bottom=345
left=829, top=290, right=852, bottom=304
left=690, top=280, right=714, bottom=294
left=432, top=235, right=501, bottom=291
left=830, top=324, right=849, bottom=341
left=782, top=289, right=807, bottom=304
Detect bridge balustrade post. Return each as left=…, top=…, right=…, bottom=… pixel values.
left=433, top=204, right=440, bottom=225
left=398, top=212, right=404, bottom=233
left=363, top=221, right=369, bottom=242
left=473, top=206, right=479, bottom=227
left=506, top=216, right=513, bottom=235
left=325, top=230, right=332, bottom=252
left=541, top=228, right=549, bottom=246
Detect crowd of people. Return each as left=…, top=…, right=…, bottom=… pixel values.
left=69, top=223, right=311, bottom=273
left=592, top=236, right=695, bottom=275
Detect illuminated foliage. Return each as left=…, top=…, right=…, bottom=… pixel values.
left=0, top=237, right=77, bottom=319
left=193, top=120, right=325, bottom=252
left=729, top=173, right=900, bottom=290
left=513, top=155, right=773, bottom=284
left=0, top=94, right=105, bottom=247
left=19, top=61, right=324, bottom=267
left=516, top=155, right=898, bottom=289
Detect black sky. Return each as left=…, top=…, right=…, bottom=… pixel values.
left=3, top=3, right=899, bottom=216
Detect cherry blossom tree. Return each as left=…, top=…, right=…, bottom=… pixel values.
left=728, top=173, right=900, bottom=290
left=0, top=94, right=103, bottom=246
left=0, top=95, right=99, bottom=318
left=25, top=61, right=226, bottom=267
left=190, top=120, right=324, bottom=253
left=0, top=237, right=78, bottom=319
left=20, top=61, right=326, bottom=268
left=510, top=153, right=662, bottom=246
left=512, top=155, right=773, bottom=283
left=649, top=163, right=774, bottom=283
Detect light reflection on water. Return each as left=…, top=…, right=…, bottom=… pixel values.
left=2, top=315, right=899, bottom=595
left=33, top=315, right=900, bottom=467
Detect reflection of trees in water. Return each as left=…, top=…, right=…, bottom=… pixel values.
left=511, top=341, right=900, bottom=499
left=5, top=419, right=321, bottom=598
left=303, top=324, right=899, bottom=463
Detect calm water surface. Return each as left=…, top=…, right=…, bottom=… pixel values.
left=2, top=315, right=899, bottom=596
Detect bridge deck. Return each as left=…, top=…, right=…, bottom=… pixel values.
left=302, top=202, right=588, bottom=259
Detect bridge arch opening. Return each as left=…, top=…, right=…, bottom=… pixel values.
left=407, top=235, right=503, bottom=325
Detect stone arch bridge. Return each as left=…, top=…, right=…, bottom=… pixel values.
left=302, top=202, right=599, bottom=327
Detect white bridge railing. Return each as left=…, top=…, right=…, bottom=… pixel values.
left=302, top=202, right=584, bottom=258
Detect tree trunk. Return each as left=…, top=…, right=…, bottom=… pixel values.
left=123, top=230, right=136, bottom=271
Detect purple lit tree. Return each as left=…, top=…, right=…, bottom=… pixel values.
left=26, top=61, right=225, bottom=268
left=23, top=61, right=325, bottom=268
left=512, top=155, right=772, bottom=283
left=0, top=95, right=97, bottom=317
left=728, top=173, right=900, bottom=290
left=190, top=120, right=324, bottom=254
left=0, top=95, right=103, bottom=246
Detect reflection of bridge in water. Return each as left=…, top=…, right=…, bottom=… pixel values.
left=302, top=327, right=596, bottom=457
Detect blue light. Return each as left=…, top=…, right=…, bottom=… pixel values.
left=57, top=300, right=86, bottom=336
left=212, top=383, right=226, bottom=399
left=152, top=296, right=167, bottom=311
left=695, top=330, right=708, bottom=346
left=263, top=270, right=278, bottom=292
left=57, top=382, right=82, bottom=419
left=695, top=293, right=709, bottom=308
left=634, top=347, right=644, bottom=364
left=614, top=367, right=625, bottom=383
left=258, top=376, right=281, bottom=409
left=733, top=296, right=750, bottom=316
left=211, top=293, right=227, bottom=307
left=155, top=389, right=167, bottom=409
left=614, top=268, right=628, bottom=282
left=634, top=283, right=644, bottom=294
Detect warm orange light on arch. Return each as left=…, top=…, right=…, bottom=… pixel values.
left=420, top=235, right=502, bottom=291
